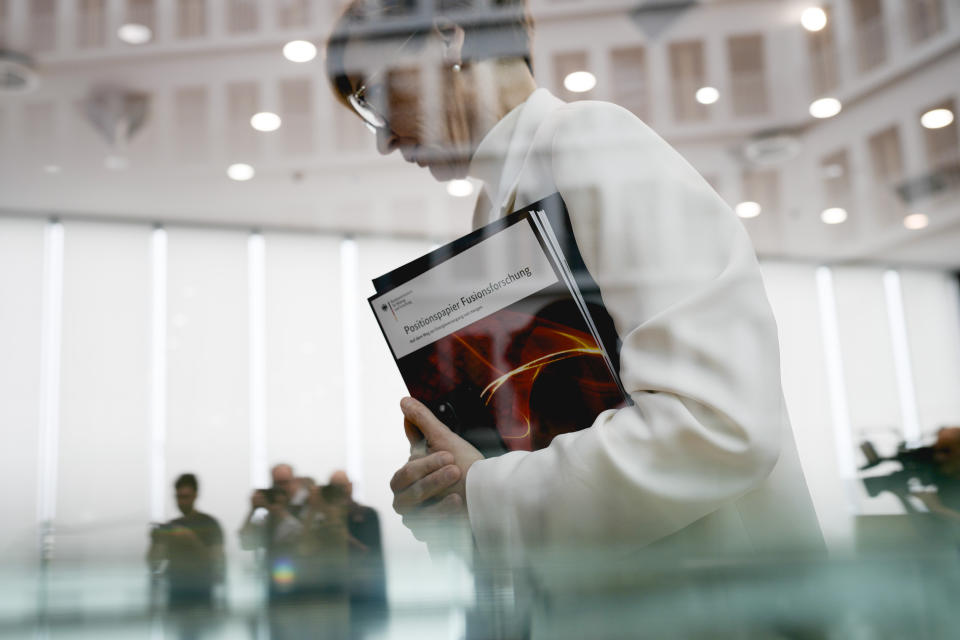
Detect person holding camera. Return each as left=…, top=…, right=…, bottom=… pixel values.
left=147, top=473, right=225, bottom=609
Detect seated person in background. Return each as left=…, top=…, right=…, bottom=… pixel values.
left=148, top=473, right=225, bottom=608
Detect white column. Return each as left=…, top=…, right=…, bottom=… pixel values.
left=155, top=0, right=175, bottom=43
left=830, top=0, right=858, bottom=88
left=106, top=0, right=124, bottom=50
left=55, top=0, right=76, bottom=53
left=7, top=0, right=29, bottom=50
left=646, top=42, right=671, bottom=129
left=898, top=111, right=927, bottom=178
left=207, top=0, right=224, bottom=38
left=879, top=0, right=907, bottom=60
left=703, top=33, right=729, bottom=123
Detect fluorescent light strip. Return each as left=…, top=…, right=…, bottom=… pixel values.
left=815, top=267, right=857, bottom=478
left=150, top=228, right=168, bottom=523
left=340, top=238, right=364, bottom=501
left=882, top=271, right=922, bottom=443
left=248, top=233, right=269, bottom=489
left=37, top=221, right=64, bottom=527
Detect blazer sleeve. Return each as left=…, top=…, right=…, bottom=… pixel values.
left=465, top=101, right=784, bottom=554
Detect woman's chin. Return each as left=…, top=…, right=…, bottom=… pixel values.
left=426, top=161, right=467, bottom=183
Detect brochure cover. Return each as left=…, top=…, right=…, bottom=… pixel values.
left=369, top=194, right=629, bottom=456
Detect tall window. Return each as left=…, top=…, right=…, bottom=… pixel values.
left=867, top=125, right=905, bottom=224
left=78, top=0, right=107, bottom=49
left=177, top=0, right=206, bottom=39
left=741, top=168, right=781, bottom=216
left=821, top=149, right=854, bottom=218
left=174, top=86, right=208, bottom=162
left=30, top=0, right=56, bottom=52
left=727, top=34, right=769, bottom=117
left=851, top=0, right=887, bottom=73
left=922, top=99, right=960, bottom=191
left=553, top=51, right=592, bottom=103
left=807, top=5, right=840, bottom=96
left=906, top=0, right=945, bottom=45
left=280, top=78, right=314, bottom=154
left=668, top=40, right=708, bottom=123
left=227, top=0, right=258, bottom=34
left=0, top=0, right=9, bottom=49
left=127, top=0, right=155, bottom=39
left=610, top=47, right=650, bottom=122
left=277, top=0, right=310, bottom=29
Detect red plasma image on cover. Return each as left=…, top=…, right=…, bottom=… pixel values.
left=401, top=303, right=626, bottom=452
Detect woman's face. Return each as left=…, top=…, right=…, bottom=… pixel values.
left=343, top=35, right=474, bottom=182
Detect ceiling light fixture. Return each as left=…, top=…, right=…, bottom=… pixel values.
left=564, top=71, right=597, bottom=94
left=696, top=86, right=720, bottom=105
left=117, top=23, right=152, bottom=45
left=735, top=201, right=762, bottom=219
left=920, top=108, right=954, bottom=130
left=810, top=97, right=842, bottom=119
left=903, top=213, right=929, bottom=230
left=283, top=40, right=317, bottom=63
left=227, top=163, right=255, bottom=181
left=446, top=179, right=475, bottom=198
left=821, top=207, right=847, bottom=225
left=43, top=164, right=62, bottom=174
left=250, top=112, right=282, bottom=132
left=801, top=7, right=828, bottom=32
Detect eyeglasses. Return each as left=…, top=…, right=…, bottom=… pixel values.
left=348, top=83, right=389, bottom=135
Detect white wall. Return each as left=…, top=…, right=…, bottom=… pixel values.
left=2, top=218, right=960, bottom=570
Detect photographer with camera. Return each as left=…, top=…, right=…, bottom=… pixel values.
left=147, top=473, right=225, bottom=609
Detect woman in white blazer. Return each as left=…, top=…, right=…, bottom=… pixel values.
left=325, top=0, right=824, bottom=576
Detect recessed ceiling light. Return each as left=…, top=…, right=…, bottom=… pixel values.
left=564, top=71, right=597, bottom=94
left=801, top=7, right=828, bottom=32
left=903, top=213, right=929, bottom=230
left=117, top=23, right=152, bottom=45
left=283, top=40, right=317, bottom=63
left=735, top=201, right=762, bottom=218
left=810, top=97, right=842, bottom=119
left=43, top=164, right=62, bottom=174
left=821, top=207, right=847, bottom=225
left=696, top=86, right=720, bottom=105
left=920, top=108, right=954, bottom=130
left=250, top=112, right=282, bottom=132
left=446, top=179, right=474, bottom=198
left=227, top=163, right=255, bottom=181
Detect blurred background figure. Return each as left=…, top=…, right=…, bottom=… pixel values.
left=270, top=463, right=309, bottom=519
left=239, top=474, right=304, bottom=603
left=330, top=470, right=388, bottom=635
left=147, top=473, right=225, bottom=609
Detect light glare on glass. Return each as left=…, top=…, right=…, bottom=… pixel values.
left=696, top=87, right=720, bottom=105
left=227, top=163, right=255, bottom=181
left=118, top=23, right=152, bottom=45
left=250, top=112, right=282, bottom=132
left=283, top=40, right=317, bottom=63
left=903, top=213, right=929, bottom=230
left=43, top=164, right=62, bottom=174
left=801, top=7, right=828, bottom=32
left=564, top=71, right=597, bottom=94
left=446, top=179, right=475, bottom=198
left=810, top=97, right=842, bottom=119
left=920, top=108, right=954, bottom=130
left=735, top=202, right=762, bottom=218
left=821, top=207, right=847, bottom=225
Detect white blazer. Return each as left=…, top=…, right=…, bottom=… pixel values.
left=464, top=89, right=824, bottom=567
